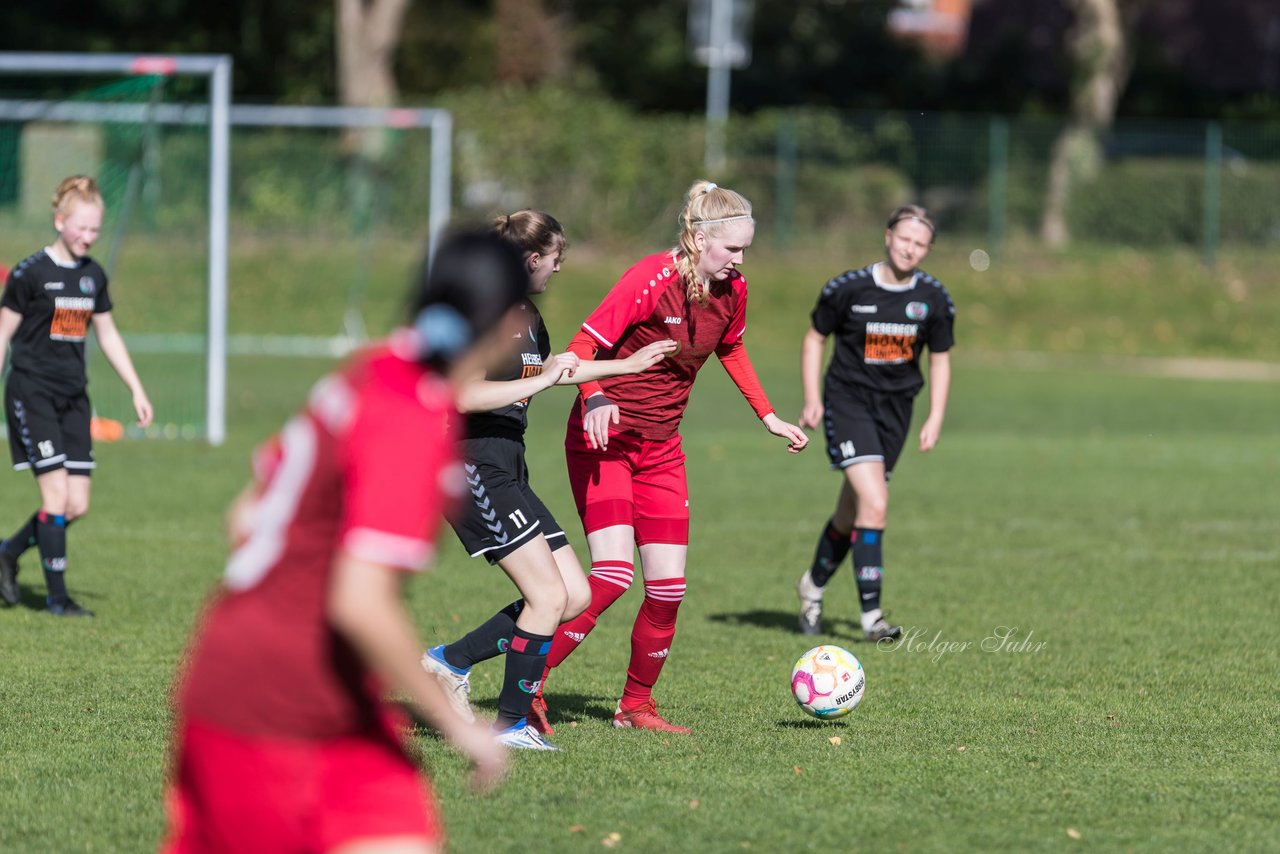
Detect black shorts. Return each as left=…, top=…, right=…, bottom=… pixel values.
left=5, top=372, right=94, bottom=476
left=823, top=383, right=914, bottom=477
left=449, top=437, right=567, bottom=564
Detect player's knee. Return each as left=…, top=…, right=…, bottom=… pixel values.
left=66, top=498, right=90, bottom=521
left=859, top=499, right=888, bottom=529
left=563, top=578, right=591, bottom=620
left=525, top=579, right=569, bottom=621
left=39, top=488, right=69, bottom=516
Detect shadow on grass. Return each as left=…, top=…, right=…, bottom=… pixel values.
left=775, top=719, right=848, bottom=729
left=2, top=572, right=105, bottom=614
left=706, top=609, right=867, bottom=643
left=404, top=692, right=617, bottom=736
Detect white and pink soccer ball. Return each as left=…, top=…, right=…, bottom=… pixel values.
left=790, top=645, right=865, bottom=719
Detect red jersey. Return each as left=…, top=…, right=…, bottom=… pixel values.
left=178, top=341, right=460, bottom=740
left=576, top=251, right=749, bottom=440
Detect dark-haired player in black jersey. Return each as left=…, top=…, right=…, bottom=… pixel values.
left=421, top=210, right=675, bottom=749
left=0, top=176, right=153, bottom=616
left=795, top=205, right=955, bottom=640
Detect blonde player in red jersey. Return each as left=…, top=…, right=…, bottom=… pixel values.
left=529, top=180, right=809, bottom=734
left=161, top=233, right=529, bottom=854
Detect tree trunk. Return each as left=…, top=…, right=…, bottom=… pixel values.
left=1040, top=0, right=1131, bottom=247
left=335, top=0, right=412, bottom=159
left=494, top=0, right=569, bottom=85
left=336, top=0, right=411, bottom=108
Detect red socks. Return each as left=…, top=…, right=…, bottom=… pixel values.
left=621, top=577, right=686, bottom=709
left=545, top=560, right=634, bottom=671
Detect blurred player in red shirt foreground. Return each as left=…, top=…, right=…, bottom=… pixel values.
left=533, top=180, right=809, bottom=734
left=162, top=232, right=529, bottom=854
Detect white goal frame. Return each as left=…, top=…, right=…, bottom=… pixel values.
left=0, top=53, right=454, bottom=446
left=0, top=51, right=232, bottom=444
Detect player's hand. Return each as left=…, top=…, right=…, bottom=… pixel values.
left=918, top=417, right=943, bottom=452
left=449, top=718, right=508, bottom=793
left=133, top=389, right=154, bottom=428
left=798, top=400, right=824, bottom=431
left=623, top=339, right=678, bottom=373
left=543, top=351, right=580, bottom=384
left=763, top=413, right=809, bottom=454
left=583, top=399, right=619, bottom=451
left=225, top=484, right=259, bottom=548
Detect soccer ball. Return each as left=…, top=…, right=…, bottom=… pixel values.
left=790, top=645, right=865, bottom=719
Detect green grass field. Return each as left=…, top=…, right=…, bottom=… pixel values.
left=2, top=350, right=1277, bottom=853
left=1, top=234, right=1278, bottom=852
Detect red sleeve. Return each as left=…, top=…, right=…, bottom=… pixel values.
left=566, top=329, right=605, bottom=402
left=339, top=378, right=455, bottom=572
left=716, top=339, right=774, bottom=419
left=580, top=253, right=675, bottom=349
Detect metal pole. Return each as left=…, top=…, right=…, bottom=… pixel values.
left=775, top=111, right=797, bottom=249
left=206, top=56, right=231, bottom=446
left=1202, top=121, right=1222, bottom=269
left=704, top=0, right=732, bottom=175
left=988, top=116, right=1009, bottom=261
left=428, top=111, right=453, bottom=266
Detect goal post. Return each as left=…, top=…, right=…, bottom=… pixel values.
left=0, top=51, right=232, bottom=445
left=0, top=54, right=455, bottom=446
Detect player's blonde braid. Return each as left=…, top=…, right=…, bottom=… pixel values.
left=675, top=180, right=753, bottom=307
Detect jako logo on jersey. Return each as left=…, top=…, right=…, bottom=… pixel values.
left=647, top=648, right=669, bottom=659
left=563, top=630, right=586, bottom=643
left=850, top=304, right=877, bottom=314
left=43, top=281, right=64, bottom=291
left=905, top=301, right=929, bottom=321
left=79, top=276, right=96, bottom=295
left=664, top=316, right=683, bottom=325
left=518, top=679, right=542, bottom=694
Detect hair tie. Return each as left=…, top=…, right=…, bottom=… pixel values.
left=703, top=182, right=718, bottom=194
left=414, top=304, right=470, bottom=361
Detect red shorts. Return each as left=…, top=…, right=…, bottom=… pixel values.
left=160, top=716, right=440, bottom=854
left=565, top=426, right=689, bottom=546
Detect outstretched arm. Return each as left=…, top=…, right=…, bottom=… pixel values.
left=91, top=312, right=153, bottom=427
left=328, top=554, right=507, bottom=792
left=453, top=351, right=579, bottom=413
left=554, top=334, right=676, bottom=385
left=717, top=339, right=808, bottom=454
left=918, top=350, right=951, bottom=452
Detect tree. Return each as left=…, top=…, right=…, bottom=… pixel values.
left=494, top=0, right=569, bottom=85
left=1039, top=0, right=1135, bottom=246
left=336, top=0, right=413, bottom=109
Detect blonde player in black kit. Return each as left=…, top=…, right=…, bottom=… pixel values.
left=0, top=176, right=153, bottom=616
left=421, top=210, right=675, bottom=749
left=795, top=206, right=954, bottom=640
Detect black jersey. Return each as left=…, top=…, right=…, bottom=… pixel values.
left=811, top=263, right=955, bottom=396
left=464, top=300, right=551, bottom=442
left=1, top=250, right=113, bottom=396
